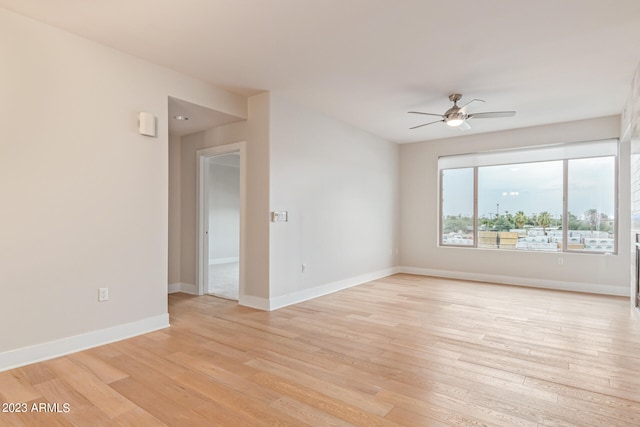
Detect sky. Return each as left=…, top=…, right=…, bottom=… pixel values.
left=442, top=156, right=615, bottom=219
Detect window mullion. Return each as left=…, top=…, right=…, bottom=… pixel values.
left=562, top=159, right=568, bottom=252
left=439, top=169, right=443, bottom=245
left=474, top=166, right=478, bottom=248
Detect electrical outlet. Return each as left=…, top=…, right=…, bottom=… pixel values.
left=302, top=263, right=307, bottom=273
left=98, top=287, right=109, bottom=302
left=557, top=257, right=564, bottom=265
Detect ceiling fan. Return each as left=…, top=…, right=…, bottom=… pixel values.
left=409, top=94, right=516, bottom=130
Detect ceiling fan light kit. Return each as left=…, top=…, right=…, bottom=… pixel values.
left=445, top=113, right=465, bottom=127
left=409, top=93, right=516, bottom=130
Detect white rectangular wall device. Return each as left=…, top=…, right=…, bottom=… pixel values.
left=138, top=112, right=157, bottom=137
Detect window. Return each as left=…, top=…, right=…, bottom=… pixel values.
left=567, top=156, right=616, bottom=252
left=441, top=168, right=474, bottom=246
left=439, top=140, right=618, bottom=253
left=478, top=161, right=563, bottom=250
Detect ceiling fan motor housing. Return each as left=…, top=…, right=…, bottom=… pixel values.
left=445, top=94, right=465, bottom=125
left=444, top=104, right=465, bottom=126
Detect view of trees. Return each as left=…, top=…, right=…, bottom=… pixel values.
left=443, top=209, right=613, bottom=234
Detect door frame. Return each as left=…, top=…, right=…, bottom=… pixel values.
left=196, top=141, right=246, bottom=298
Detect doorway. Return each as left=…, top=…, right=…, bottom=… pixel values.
left=197, top=142, right=246, bottom=300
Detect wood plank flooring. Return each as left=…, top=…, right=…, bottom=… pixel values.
left=1, top=274, right=640, bottom=426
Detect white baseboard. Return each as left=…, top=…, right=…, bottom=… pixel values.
left=209, top=257, right=240, bottom=265
left=0, top=314, right=170, bottom=373
left=239, top=267, right=399, bottom=311
left=271, top=267, right=401, bottom=310
left=168, top=282, right=197, bottom=295
left=239, top=294, right=271, bottom=311
left=397, top=266, right=628, bottom=297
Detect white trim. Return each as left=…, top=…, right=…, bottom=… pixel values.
left=397, top=266, right=628, bottom=297
left=269, top=268, right=400, bottom=310
left=168, top=282, right=197, bottom=294
left=0, top=314, right=170, bottom=372
left=439, top=138, right=618, bottom=169
left=239, top=295, right=271, bottom=311
left=239, top=268, right=400, bottom=311
left=209, top=257, right=240, bottom=265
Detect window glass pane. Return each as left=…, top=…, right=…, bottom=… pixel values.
left=441, top=168, right=474, bottom=246
left=478, top=161, right=563, bottom=251
left=567, top=156, right=615, bottom=253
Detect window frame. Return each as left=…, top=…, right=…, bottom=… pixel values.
left=438, top=140, right=619, bottom=255
left=439, top=166, right=476, bottom=247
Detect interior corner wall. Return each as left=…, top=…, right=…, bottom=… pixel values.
left=244, top=93, right=272, bottom=301
left=168, top=133, right=182, bottom=287
left=175, top=92, right=270, bottom=302
left=268, top=95, right=399, bottom=307
left=399, top=115, right=630, bottom=296
left=0, top=7, right=246, bottom=368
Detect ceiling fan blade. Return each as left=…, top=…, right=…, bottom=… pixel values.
left=409, top=119, right=444, bottom=130
left=468, top=111, right=516, bottom=119
left=459, top=98, right=485, bottom=111
left=458, top=121, right=472, bottom=131
left=408, top=111, right=445, bottom=118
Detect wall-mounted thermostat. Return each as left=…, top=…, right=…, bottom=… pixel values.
left=271, top=211, right=288, bottom=222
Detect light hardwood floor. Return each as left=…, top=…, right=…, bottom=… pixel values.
left=1, top=274, right=640, bottom=426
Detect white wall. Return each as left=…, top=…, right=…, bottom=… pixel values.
left=624, top=60, right=640, bottom=318
left=0, top=8, right=246, bottom=369
left=399, top=116, right=630, bottom=296
left=168, top=134, right=182, bottom=286
left=178, top=131, right=208, bottom=289
left=268, top=95, right=399, bottom=307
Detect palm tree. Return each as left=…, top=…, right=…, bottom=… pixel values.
left=585, top=208, right=599, bottom=231
left=478, top=216, right=493, bottom=230
left=537, top=211, right=553, bottom=235
left=514, top=211, right=528, bottom=229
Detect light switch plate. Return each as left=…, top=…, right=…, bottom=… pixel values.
left=271, top=211, right=288, bottom=222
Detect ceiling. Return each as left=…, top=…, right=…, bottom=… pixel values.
left=3, top=0, right=640, bottom=143
left=168, top=97, right=243, bottom=136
